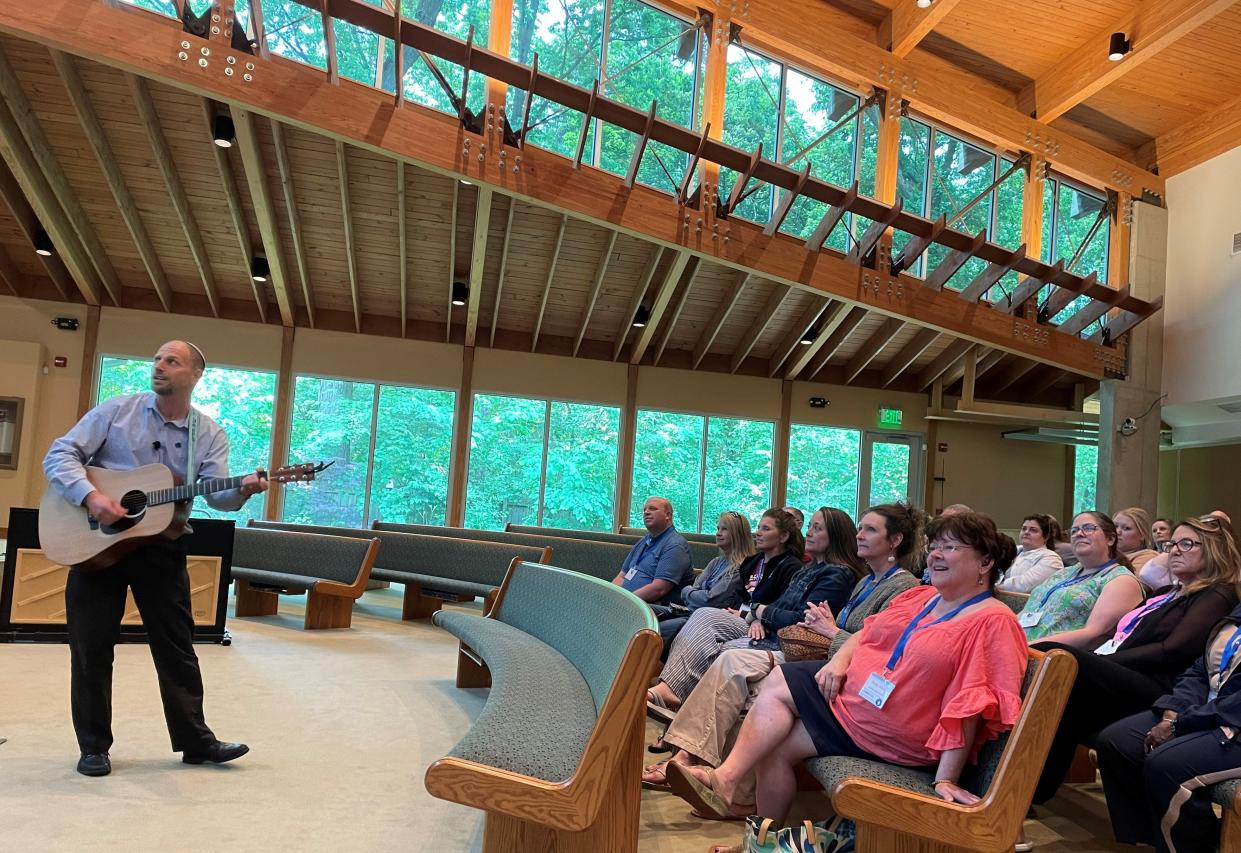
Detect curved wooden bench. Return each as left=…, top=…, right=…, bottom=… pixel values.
left=808, top=648, right=1077, bottom=853
left=426, top=560, right=661, bottom=853
left=1214, top=779, right=1241, bottom=853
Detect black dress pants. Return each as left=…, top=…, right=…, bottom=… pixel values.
left=1096, top=709, right=1241, bottom=853
left=65, top=539, right=215, bottom=754
left=1031, top=642, right=1167, bottom=804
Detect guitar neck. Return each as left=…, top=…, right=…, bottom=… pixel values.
left=146, top=476, right=248, bottom=507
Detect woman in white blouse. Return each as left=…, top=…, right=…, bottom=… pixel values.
left=998, top=513, right=1065, bottom=593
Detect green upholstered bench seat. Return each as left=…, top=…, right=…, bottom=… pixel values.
left=433, top=611, right=597, bottom=782
left=1214, top=778, right=1240, bottom=807
left=372, top=571, right=493, bottom=600
left=230, top=567, right=316, bottom=591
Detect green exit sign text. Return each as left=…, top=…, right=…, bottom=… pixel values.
left=877, top=407, right=903, bottom=428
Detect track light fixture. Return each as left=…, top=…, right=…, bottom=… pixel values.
left=451, top=281, right=469, bottom=306
left=632, top=305, right=650, bottom=328
left=34, top=228, right=54, bottom=257
left=212, top=114, right=236, bottom=148
left=799, top=326, right=817, bottom=345
left=1108, top=32, right=1130, bottom=61
left=250, top=255, right=270, bottom=282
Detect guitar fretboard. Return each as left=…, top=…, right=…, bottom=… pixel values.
left=145, top=476, right=247, bottom=507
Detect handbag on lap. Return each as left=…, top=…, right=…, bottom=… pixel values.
left=776, top=624, right=834, bottom=662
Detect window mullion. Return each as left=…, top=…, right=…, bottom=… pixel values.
left=536, top=400, right=553, bottom=525
left=696, top=417, right=709, bottom=533
left=361, top=384, right=381, bottom=526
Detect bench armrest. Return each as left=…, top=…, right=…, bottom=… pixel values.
left=309, top=538, right=380, bottom=598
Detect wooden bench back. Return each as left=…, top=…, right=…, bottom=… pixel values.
left=506, top=523, right=720, bottom=570
left=232, top=527, right=378, bottom=586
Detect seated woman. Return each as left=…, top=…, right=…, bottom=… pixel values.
left=1016, top=511, right=1144, bottom=647
left=643, top=505, right=902, bottom=791
left=647, top=508, right=804, bottom=711
left=1152, top=517, right=1173, bottom=549
left=1095, top=596, right=1241, bottom=853
left=665, top=511, right=1027, bottom=829
left=1116, top=506, right=1160, bottom=573
left=998, top=513, right=1065, bottom=593
left=653, top=510, right=756, bottom=647
left=1030, top=515, right=1241, bottom=805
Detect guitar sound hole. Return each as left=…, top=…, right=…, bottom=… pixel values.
left=101, top=490, right=149, bottom=535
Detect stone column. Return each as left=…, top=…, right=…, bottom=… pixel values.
left=1097, top=200, right=1167, bottom=514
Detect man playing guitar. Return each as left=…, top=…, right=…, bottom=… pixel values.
left=43, top=340, right=268, bottom=777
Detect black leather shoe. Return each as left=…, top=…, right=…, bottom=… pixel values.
left=77, top=753, right=111, bottom=777
left=182, top=741, right=249, bottom=765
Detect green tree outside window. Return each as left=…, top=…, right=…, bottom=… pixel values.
left=786, top=424, right=861, bottom=520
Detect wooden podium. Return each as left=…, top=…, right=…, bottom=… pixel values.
left=1, top=507, right=235, bottom=644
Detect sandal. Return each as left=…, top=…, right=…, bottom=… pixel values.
left=666, top=762, right=730, bottom=819
left=648, top=732, right=672, bottom=754
left=646, top=691, right=678, bottom=725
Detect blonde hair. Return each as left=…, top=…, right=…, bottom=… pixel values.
left=1176, top=516, right=1241, bottom=598
left=717, top=511, right=757, bottom=570
left=1116, top=507, right=1154, bottom=552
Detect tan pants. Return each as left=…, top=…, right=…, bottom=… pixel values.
left=662, top=647, right=786, bottom=804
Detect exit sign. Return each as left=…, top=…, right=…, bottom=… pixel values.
left=878, top=406, right=903, bottom=428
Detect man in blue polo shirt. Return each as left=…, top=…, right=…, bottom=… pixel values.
left=612, top=496, right=692, bottom=605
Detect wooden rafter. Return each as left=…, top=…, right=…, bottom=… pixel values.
left=574, top=230, right=617, bottom=356
left=843, top=317, right=903, bottom=384
left=805, top=306, right=868, bottom=379
left=653, top=256, right=703, bottom=365
left=880, top=327, right=939, bottom=388
left=203, top=101, right=268, bottom=324
left=693, top=272, right=748, bottom=369
left=768, top=298, right=829, bottom=378
left=0, top=43, right=121, bottom=306
left=270, top=121, right=315, bottom=327
left=783, top=301, right=850, bottom=381
left=334, top=140, right=361, bottom=332
left=916, top=338, right=973, bottom=390
left=730, top=283, right=790, bottom=373
left=879, top=0, right=964, bottom=58
left=127, top=73, right=220, bottom=316
left=0, top=243, right=19, bottom=294
left=1137, top=92, right=1241, bottom=178
left=231, top=108, right=296, bottom=326
left=1058, top=286, right=1129, bottom=337
left=396, top=160, right=407, bottom=336
left=52, top=50, right=171, bottom=311
left=445, top=179, right=458, bottom=341
left=0, top=159, right=72, bottom=299
left=613, top=245, right=662, bottom=361
left=1017, top=0, right=1237, bottom=123
left=1024, top=368, right=1068, bottom=399
left=490, top=199, right=515, bottom=348
left=987, top=357, right=1040, bottom=396
left=531, top=213, right=567, bottom=352
left=464, top=185, right=492, bottom=347
left=630, top=250, right=691, bottom=365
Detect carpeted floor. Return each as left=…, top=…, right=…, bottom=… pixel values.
left=0, top=581, right=1135, bottom=852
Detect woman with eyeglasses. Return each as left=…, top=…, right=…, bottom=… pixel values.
left=664, top=511, right=1027, bottom=834
left=998, top=514, right=1065, bottom=593
left=1116, top=506, right=1161, bottom=574
left=1028, top=515, right=1241, bottom=806
left=1015, top=511, right=1144, bottom=647
left=1094, top=541, right=1241, bottom=851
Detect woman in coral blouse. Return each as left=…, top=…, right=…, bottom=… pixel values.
left=666, top=511, right=1028, bottom=824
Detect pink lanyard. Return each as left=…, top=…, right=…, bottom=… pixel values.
left=1111, top=590, right=1175, bottom=644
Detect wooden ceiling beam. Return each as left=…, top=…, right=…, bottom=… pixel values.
left=464, top=185, right=493, bottom=347
left=0, top=154, right=74, bottom=300
left=613, top=245, right=662, bottom=362
left=986, top=358, right=1040, bottom=396
left=531, top=213, right=568, bottom=352
left=805, top=306, right=868, bottom=380
left=334, top=140, right=362, bottom=332
left=653, top=256, right=703, bottom=365
left=0, top=43, right=120, bottom=306
left=127, top=73, right=221, bottom=317
left=879, top=0, right=964, bottom=58
left=630, top=249, right=691, bottom=365
left=271, top=120, right=315, bottom=327
left=844, top=317, right=903, bottom=384
left=730, top=283, right=790, bottom=373
left=445, top=179, right=458, bottom=341
left=52, top=50, right=172, bottom=311
left=916, top=338, right=973, bottom=390
left=1024, top=367, right=1068, bottom=399
left=203, top=101, right=268, bottom=324
left=783, top=301, right=852, bottom=381
left=880, top=327, right=939, bottom=388
left=1017, top=0, right=1237, bottom=123
left=0, top=243, right=19, bottom=295
left=490, top=198, right=516, bottom=348
left=769, top=297, right=830, bottom=377
left=396, top=159, right=407, bottom=336
left=693, top=269, right=749, bottom=369
left=573, top=230, right=617, bottom=356
left=1137, top=92, right=1241, bottom=178
left=231, top=108, right=297, bottom=326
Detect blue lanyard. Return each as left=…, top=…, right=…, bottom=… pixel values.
left=1117, top=591, right=1175, bottom=638
left=1219, top=625, right=1241, bottom=685
left=1036, top=562, right=1116, bottom=610
left=884, top=590, right=992, bottom=672
left=838, top=566, right=901, bottom=625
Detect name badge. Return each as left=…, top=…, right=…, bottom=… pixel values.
left=859, top=672, right=896, bottom=709
left=1095, top=639, right=1119, bottom=656
left=624, top=567, right=638, bottom=580
left=1018, top=610, right=1043, bottom=628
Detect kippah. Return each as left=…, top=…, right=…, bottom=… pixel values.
left=185, top=341, right=207, bottom=370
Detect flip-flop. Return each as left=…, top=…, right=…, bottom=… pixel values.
left=641, top=759, right=671, bottom=792
left=646, top=693, right=677, bottom=725
left=666, top=762, right=730, bottom=819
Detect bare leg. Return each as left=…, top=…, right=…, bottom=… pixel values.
left=754, top=721, right=819, bottom=822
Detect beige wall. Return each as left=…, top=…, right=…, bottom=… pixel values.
left=638, top=366, right=782, bottom=420
left=96, top=307, right=284, bottom=372
left=293, top=327, right=462, bottom=389
left=1158, top=444, right=1241, bottom=524
left=475, top=347, right=626, bottom=404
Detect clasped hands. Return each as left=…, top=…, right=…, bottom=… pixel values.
left=799, top=601, right=839, bottom=638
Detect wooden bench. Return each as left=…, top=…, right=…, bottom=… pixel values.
left=231, top=527, right=380, bottom=629
left=426, top=560, right=661, bottom=853
left=505, top=523, right=719, bottom=570
left=619, top=525, right=718, bottom=545
left=246, top=521, right=551, bottom=619
left=807, top=647, right=1077, bottom=853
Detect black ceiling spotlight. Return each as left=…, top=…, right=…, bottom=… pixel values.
left=250, top=255, right=270, bottom=282
left=1108, top=32, right=1130, bottom=61
left=799, top=325, right=817, bottom=345
left=632, top=305, right=651, bottom=328
left=212, top=113, right=236, bottom=148
left=33, top=228, right=54, bottom=257
left=451, top=281, right=469, bottom=306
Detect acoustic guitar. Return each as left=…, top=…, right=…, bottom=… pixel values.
left=38, top=461, right=332, bottom=571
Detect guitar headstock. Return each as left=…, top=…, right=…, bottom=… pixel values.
left=269, top=461, right=335, bottom=484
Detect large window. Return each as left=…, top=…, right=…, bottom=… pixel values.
left=786, top=424, right=862, bottom=520
left=464, top=394, right=620, bottom=531
left=1073, top=444, right=1098, bottom=517
left=285, top=376, right=455, bottom=528
left=96, top=355, right=277, bottom=525
left=631, top=410, right=773, bottom=532
left=1042, top=178, right=1111, bottom=336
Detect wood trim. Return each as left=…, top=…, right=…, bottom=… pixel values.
left=615, top=364, right=639, bottom=531
left=397, top=159, right=407, bottom=336
left=783, top=300, right=847, bottom=380
left=230, top=108, right=295, bottom=325
left=804, top=306, right=868, bottom=380
left=485, top=0, right=512, bottom=109
left=731, top=284, right=790, bottom=373
left=1016, top=0, right=1237, bottom=123
left=265, top=324, right=295, bottom=521
left=531, top=213, right=568, bottom=352
left=613, top=246, right=662, bottom=362
left=490, top=198, right=515, bottom=348
left=630, top=250, right=691, bottom=365
left=0, top=160, right=73, bottom=299
left=769, top=297, right=829, bottom=377
left=698, top=9, right=728, bottom=191
left=447, top=345, right=475, bottom=527
left=127, top=73, right=221, bottom=316
left=75, top=304, right=100, bottom=419
left=335, top=140, right=362, bottom=333
left=879, top=0, right=963, bottom=58
left=271, top=120, right=316, bottom=327
left=465, top=185, right=493, bottom=347
left=773, top=379, right=792, bottom=507
left=653, top=256, right=703, bottom=365
left=1137, top=92, right=1241, bottom=177
left=574, top=230, right=617, bottom=356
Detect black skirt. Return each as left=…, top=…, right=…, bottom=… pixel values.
left=781, top=659, right=876, bottom=759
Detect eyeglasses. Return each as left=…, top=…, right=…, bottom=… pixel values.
left=1069, top=523, right=1101, bottom=536
left=928, top=541, right=969, bottom=554
left=1161, top=538, right=1203, bottom=553
left=1198, top=516, right=1223, bottom=528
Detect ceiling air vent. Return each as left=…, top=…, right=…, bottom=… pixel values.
left=1233, top=231, right=1241, bottom=256
left=1218, top=401, right=1241, bottom=415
